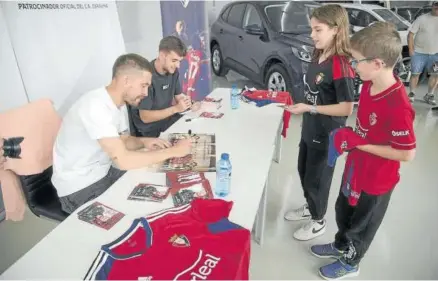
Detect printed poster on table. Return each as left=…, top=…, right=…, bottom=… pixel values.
left=160, top=0, right=212, bottom=101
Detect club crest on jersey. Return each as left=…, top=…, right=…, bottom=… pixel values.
left=315, top=73, right=325, bottom=85
left=369, top=112, right=377, bottom=126
left=169, top=234, right=190, bottom=247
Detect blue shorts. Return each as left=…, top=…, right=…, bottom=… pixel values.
left=411, top=52, right=438, bottom=75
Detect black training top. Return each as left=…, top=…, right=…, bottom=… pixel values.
left=131, top=59, right=182, bottom=134
left=301, top=55, right=355, bottom=150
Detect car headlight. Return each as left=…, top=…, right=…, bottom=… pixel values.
left=291, top=45, right=314, bottom=63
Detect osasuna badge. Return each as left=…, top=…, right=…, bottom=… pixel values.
left=315, top=73, right=325, bottom=85
left=169, top=234, right=190, bottom=247
left=369, top=112, right=377, bottom=126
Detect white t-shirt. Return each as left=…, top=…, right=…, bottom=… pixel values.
left=409, top=13, right=438, bottom=55
left=52, top=87, right=128, bottom=197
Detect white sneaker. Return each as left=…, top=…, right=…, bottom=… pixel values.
left=293, top=219, right=326, bottom=241
left=284, top=203, right=311, bottom=221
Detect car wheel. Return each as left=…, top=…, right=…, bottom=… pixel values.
left=265, top=64, right=293, bottom=94
left=211, top=44, right=228, bottom=77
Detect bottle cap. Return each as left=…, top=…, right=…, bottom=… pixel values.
left=221, top=153, right=229, bottom=160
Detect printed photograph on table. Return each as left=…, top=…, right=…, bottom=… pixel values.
left=127, top=183, right=170, bottom=202
left=160, top=133, right=216, bottom=172
left=200, top=112, right=224, bottom=119
left=160, top=0, right=211, bottom=101
left=171, top=181, right=214, bottom=207
left=77, top=202, right=124, bottom=230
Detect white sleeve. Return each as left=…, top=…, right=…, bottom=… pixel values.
left=119, top=105, right=129, bottom=135
left=78, top=102, right=120, bottom=140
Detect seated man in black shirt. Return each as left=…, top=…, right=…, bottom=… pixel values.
left=130, top=36, right=199, bottom=137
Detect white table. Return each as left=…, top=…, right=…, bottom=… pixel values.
left=0, top=88, right=284, bottom=279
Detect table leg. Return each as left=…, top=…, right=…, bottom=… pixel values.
left=253, top=177, right=268, bottom=246
left=273, top=122, right=283, bottom=164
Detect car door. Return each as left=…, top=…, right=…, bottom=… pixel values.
left=237, top=4, right=269, bottom=81
left=219, top=3, right=246, bottom=66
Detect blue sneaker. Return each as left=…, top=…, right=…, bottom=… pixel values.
left=310, top=242, right=344, bottom=259
left=319, top=259, right=360, bottom=280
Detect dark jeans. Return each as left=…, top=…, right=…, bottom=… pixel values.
left=334, top=188, right=393, bottom=266
left=59, top=167, right=126, bottom=214
left=297, top=140, right=335, bottom=220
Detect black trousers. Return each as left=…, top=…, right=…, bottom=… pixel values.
left=135, top=114, right=182, bottom=138
left=298, top=140, right=335, bottom=220
left=334, top=188, right=393, bottom=266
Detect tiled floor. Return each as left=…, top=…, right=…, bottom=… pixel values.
left=1, top=71, right=437, bottom=279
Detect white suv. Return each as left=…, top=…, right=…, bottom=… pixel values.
left=335, top=3, right=411, bottom=50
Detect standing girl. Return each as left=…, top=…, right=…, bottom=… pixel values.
left=285, top=4, right=356, bottom=241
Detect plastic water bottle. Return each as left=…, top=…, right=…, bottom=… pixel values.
left=230, top=84, right=240, bottom=109
left=215, top=153, right=232, bottom=197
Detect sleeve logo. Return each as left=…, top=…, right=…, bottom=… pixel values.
left=391, top=130, right=410, bottom=137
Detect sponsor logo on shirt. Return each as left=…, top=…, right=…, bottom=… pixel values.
left=169, top=234, right=190, bottom=247
left=315, top=73, right=325, bottom=85
left=369, top=112, right=377, bottom=126
left=303, top=75, right=319, bottom=105
left=163, top=84, right=169, bottom=90
left=190, top=252, right=221, bottom=280
left=138, top=276, right=152, bottom=281
left=391, top=130, right=410, bottom=137
left=355, top=127, right=367, bottom=139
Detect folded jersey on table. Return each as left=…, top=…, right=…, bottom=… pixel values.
left=241, top=89, right=293, bottom=138
left=84, top=198, right=250, bottom=280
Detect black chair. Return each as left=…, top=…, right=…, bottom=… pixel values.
left=19, top=166, right=69, bottom=222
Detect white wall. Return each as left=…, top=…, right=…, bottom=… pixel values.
left=0, top=5, right=29, bottom=112
left=116, top=1, right=162, bottom=61
left=2, top=1, right=125, bottom=116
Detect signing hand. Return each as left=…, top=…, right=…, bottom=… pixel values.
left=175, top=96, right=192, bottom=113
left=172, top=138, right=192, bottom=157
left=285, top=103, right=311, bottom=115
left=0, top=138, right=5, bottom=170
left=143, top=138, right=171, bottom=150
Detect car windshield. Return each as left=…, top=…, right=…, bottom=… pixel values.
left=265, top=2, right=317, bottom=34
left=396, top=7, right=420, bottom=22
left=373, top=9, right=409, bottom=30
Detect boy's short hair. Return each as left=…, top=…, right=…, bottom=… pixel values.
left=159, top=36, right=187, bottom=57
left=350, top=22, right=402, bottom=67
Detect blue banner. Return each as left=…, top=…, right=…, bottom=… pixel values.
left=160, top=0, right=211, bottom=101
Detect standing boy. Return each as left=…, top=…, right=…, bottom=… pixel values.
left=310, top=22, right=416, bottom=280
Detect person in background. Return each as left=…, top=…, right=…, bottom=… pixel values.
left=52, top=53, right=192, bottom=214
left=407, top=1, right=438, bottom=105
left=130, top=36, right=200, bottom=138
left=312, top=22, right=416, bottom=280
left=284, top=4, right=355, bottom=241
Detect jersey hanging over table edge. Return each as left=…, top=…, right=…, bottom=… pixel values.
left=83, top=199, right=251, bottom=280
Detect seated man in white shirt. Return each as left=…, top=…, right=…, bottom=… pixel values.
left=52, top=53, right=191, bottom=214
